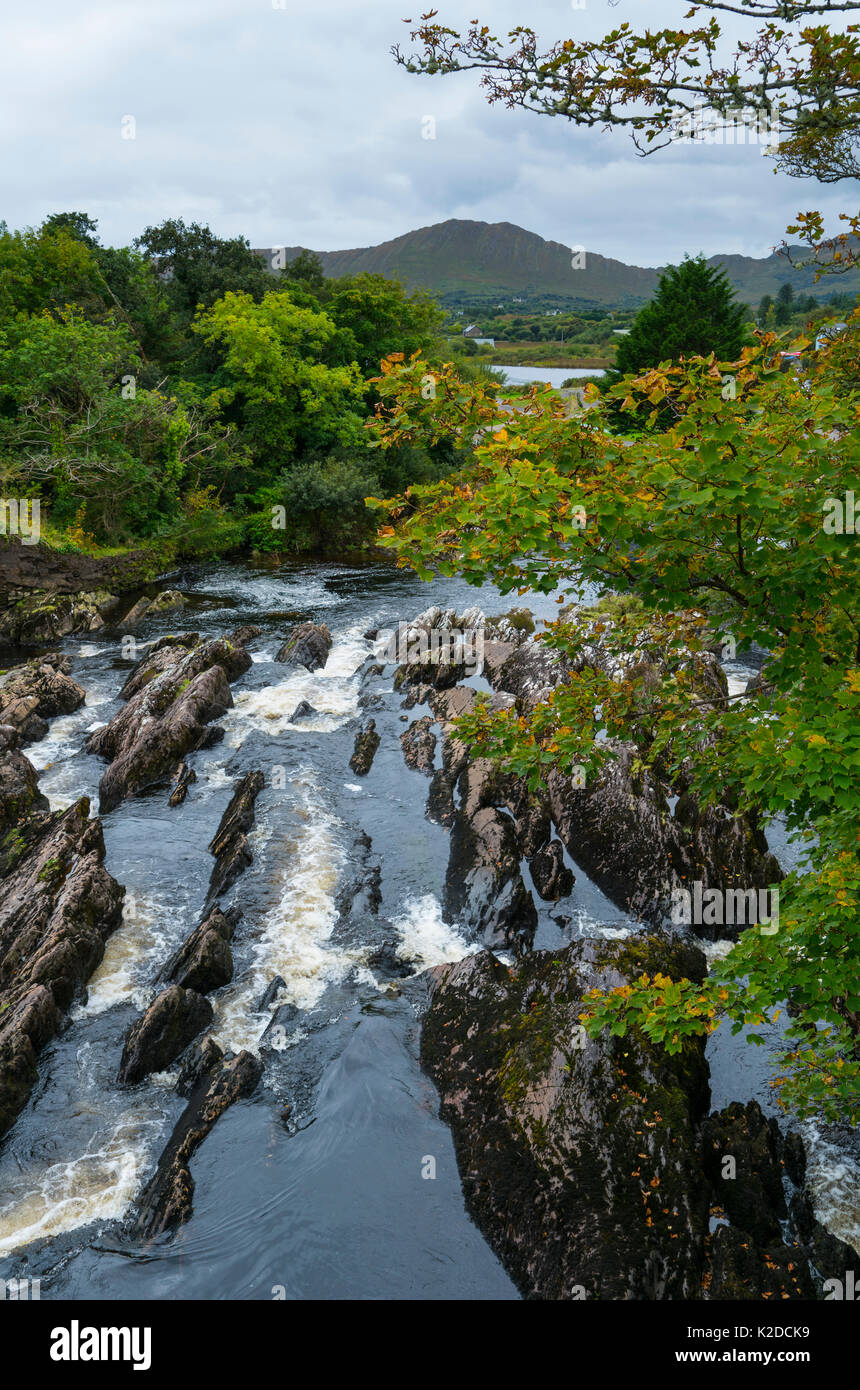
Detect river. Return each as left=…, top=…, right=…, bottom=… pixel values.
left=0, top=557, right=856, bottom=1298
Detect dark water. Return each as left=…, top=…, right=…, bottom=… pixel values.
left=0, top=558, right=855, bottom=1298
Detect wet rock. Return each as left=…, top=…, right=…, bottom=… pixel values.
left=0, top=654, right=85, bottom=747
left=366, top=938, right=416, bottom=979
left=420, top=935, right=711, bottom=1299
left=275, top=622, right=332, bottom=672
left=176, top=1036, right=224, bottom=1098
left=118, top=635, right=200, bottom=700
left=149, top=589, right=186, bottom=616
left=547, top=745, right=782, bottom=936
left=287, top=699, right=315, bottom=722
left=227, top=625, right=262, bottom=648
left=334, top=831, right=382, bottom=918
left=119, top=984, right=214, bottom=1085
left=134, top=1049, right=263, bottom=1236
left=87, top=634, right=253, bottom=813
left=118, top=596, right=153, bottom=628
left=426, top=769, right=456, bottom=827
left=445, top=806, right=537, bottom=953
left=400, top=716, right=436, bottom=775
left=480, top=641, right=517, bottom=684
left=0, top=798, right=124, bottom=1137
left=256, top=975, right=287, bottom=1011
left=0, top=735, right=50, bottom=836
left=529, top=840, right=574, bottom=901
left=206, top=771, right=265, bottom=902
left=349, top=719, right=380, bottom=776
left=168, top=761, right=197, bottom=807
left=363, top=628, right=378, bottom=641
left=702, top=1100, right=855, bottom=1299
left=163, top=905, right=239, bottom=995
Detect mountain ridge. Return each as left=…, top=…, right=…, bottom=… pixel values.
left=258, top=218, right=859, bottom=308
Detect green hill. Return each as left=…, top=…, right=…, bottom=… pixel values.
left=262, top=218, right=860, bottom=310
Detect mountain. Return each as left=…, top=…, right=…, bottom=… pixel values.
left=262, top=219, right=860, bottom=309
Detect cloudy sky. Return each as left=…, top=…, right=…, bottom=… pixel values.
left=0, top=0, right=850, bottom=266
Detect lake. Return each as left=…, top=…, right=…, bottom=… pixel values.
left=491, top=364, right=606, bottom=388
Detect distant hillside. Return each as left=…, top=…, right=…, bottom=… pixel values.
left=260, top=219, right=860, bottom=310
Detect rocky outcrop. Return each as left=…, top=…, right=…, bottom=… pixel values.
left=701, top=1101, right=856, bottom=1299
left=349, top=719, right=380, bottom=776
left=548, top=748, right=782, bottom=936
left=0, top=653, right=85, bottom=746
left=421, top=935, right=711, bottom=1299
left=529, top=840, right=574, bottom=901
left=400, top=716, right=436, bottom=775
left=134, top=1043, right=263, bottom=1237
left=117, top=589, right=186, bottom=628
left=0, top=786, right=124, bottom=1139
left=0, top=538, right=157, bottom=643
left=206, top=771, right=265, bottom=903
left=275, top=622, right=332, bottom=671
left=118, top=984, right=214, bottom=1085
left=445, top=805, right=537, bottom=953
left=86, top=633, right=255, bottom=813
left=162, top=905, right=239, bottom=995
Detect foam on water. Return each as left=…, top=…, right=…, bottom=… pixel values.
left=391, top=894, right=478, bottom=970
left=75, top=890, right=173, bottom=1017
left=223, top=624, right=369, bottom=742
left=210, top=771, right=359, bottom=1053
left=801, top=1123, right=860, bottom=1255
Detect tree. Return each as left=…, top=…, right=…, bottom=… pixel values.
left=134, top=219, right=271, bottom=325
left=775, top=281, right=796, bottom=325
left=613, top=257, right=745, bottom=378
left=757, top=294, right=774, bottom=326
left=324, top=272, right=446, bottom=377
left=365, top=340, right=860, bottom=1124
left=192, top=288, right=366, bottom=466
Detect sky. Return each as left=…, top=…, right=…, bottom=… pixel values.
left=0, top=0, right=852, bottom=267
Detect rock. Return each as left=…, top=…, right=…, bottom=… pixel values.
left=87, top=634, right=254, bottom=813
left=334, top=831, right=382, bottom=918
left=227, top=625, right=262, bottom=648
left=363, top=628, right=378, bottom=641
left=0, top=797, right=124, bottom=1137
left=275, top=622, right=332, bottom=672
left=149, top=589, right=186, bottom=616
left=420, top=935, right=711, bottom=1299
left=118, top=984, right=214, bottom=1085
left=529, top=840, right=574, bottom=901
left=287, top=699, right=315, bottom=722
left=427, top=769, right=456, bottom=827
left=480, top=641, right=517, bottom=684
left=366, top=938, right=416, bottom=979
left=256, top=975, right=287, bottom=1011
left=444, top=805, right=537, bottom=953
left=547, top=745, right=783, bottom=936
left=400, top=716, right=436, bottom=775
left=0, top=738, right=50, bottom=838
left=349, top=719, right=380, bottom=776
left=118, top=635, right=200, bottom=700
left=0, top=654, right=85, bottom=747
left=168, top=761, right=197, bottom=807
left=701, top=1100, right=855, bottom=1299
left=206, top=771, right=265, bottom=902
left=134, top=1048, right=263, bottom=1236
left=163, top=905, right=238, bottom=995
left=118, top=596, right=152, bottom=628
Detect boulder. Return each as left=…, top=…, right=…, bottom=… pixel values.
left=0, top=797, right=124, bottom=1137
left=421, top=935, right=711, bottom=1299
left=87, top=634, right=254, bottom=813
left=163, top=905, right=238, bottom=995
left=119, top=984, right=214, bottom=1085
left=529, top=839, right=574, bottom=901
left=206, top=771, right=265, bottom=902
left=444, top=805, right=537, bottom=953
left=275, top=622, right=332, bottom=672
left=349, top=719, right=380, bottom=776
left=0, top=654, right=85, bottom=746
left=400, top=716, right=436, bottom=775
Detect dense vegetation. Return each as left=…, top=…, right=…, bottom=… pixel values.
left=0, top=214, right=456, bottom=559
left=376, top=0, right=860, bottom=1123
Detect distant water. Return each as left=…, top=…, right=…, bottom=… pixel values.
left=492, top=364, right=606, bottom=388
